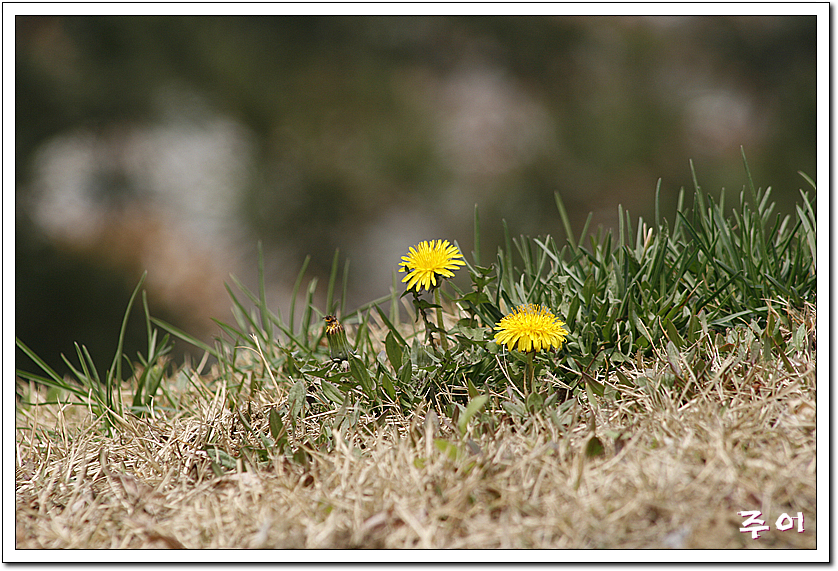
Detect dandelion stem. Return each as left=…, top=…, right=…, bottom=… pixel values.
left=412, top=291, right=436, bottom=347
left=434, top=288, right=448, bottom=351
left=526, top=351, right=535, bottom=395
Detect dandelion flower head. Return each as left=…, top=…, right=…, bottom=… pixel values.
left=324, top=315, right=344, bottom=336
left=399, top=239, right=465, bottom=292
left=494, top=304, right=569, bottom=353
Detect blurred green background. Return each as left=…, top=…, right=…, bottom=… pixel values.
left=15, top=15, right=817, bottom=374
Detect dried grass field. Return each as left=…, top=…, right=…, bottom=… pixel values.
left=15, top=308, right=816, bottom=552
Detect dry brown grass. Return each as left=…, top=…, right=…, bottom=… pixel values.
left=15, top=311, right=817, bottom=552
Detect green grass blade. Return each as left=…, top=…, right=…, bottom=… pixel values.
left=577, top=212, right=593, bottom=254
left=61, top=350, right=93, bottom=393
left=79, top=343, right=103, bottom=388
left=15, top=368, right=87, bottom=400
left=798, top=170, right=816, bottom=190
left=741, top=146, right=759, bottom=206
left=458, top=395, right=489, bottom=435
left=374, top=304, right=408, bottom=346
left=689, top=159, right=701, bottom=195
left=104, top=272, right=146, bottom=417
left=654, top=178, right=662, bottom=229
left=142, top=291, right=155, bottom=360
left=554, top=190, right=576, bottom=251
left=210, top=318, right=252, bottom=346
left=671, top=186, right=686, bottom=240
left=340, top=258, right=350, bottom=318
left=797, top=190, right=816, bottom=271
left=16, top=337, right=67, bottom=388
left=225, top=281, right=262, bottom=331
left=390, top=270, right=400, bottom=326
left=257, top=242, right=274, bottom=340
left=473, top=203, right=481, bottom=266
left=289, top=255, right=311, bottom=336
left=326, top=249, right=340, bottom=316
left=300, top=278, right=318, bottom=347
left=151, top=317, right=222, bottom=361
left=618, top=204, right=625, bottom=253
left=274, top=321, right=317, bottom=358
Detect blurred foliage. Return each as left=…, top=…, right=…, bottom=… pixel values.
left=15, top=15, right=816, bottom=374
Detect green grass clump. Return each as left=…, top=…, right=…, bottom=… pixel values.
left=16, top=154, right=816, bottom=469
left=14, top=154, right=817, bottom=550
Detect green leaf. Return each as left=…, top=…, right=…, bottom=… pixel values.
left=662, top=317, right=686, bottom=349
left=577, top=364, right=605, bottom=397
left=774, top=339, right=797, bottom=374
left=502, top=400, right=527, bottom=418
left=585, top=381, right=598, bottom=409
left=665, top=340, right=682, bottom=378
left=380, top=370, right=396, bottom=400
left=206, top=447, right=237, bottom=470
left=151, top=317, right=222, bottom=362
left=466, top=378, right=479, bottom=400
left=16, top=338, right=71, bottom=391
left=321, top=380, right=345, bottom=404
left=631, top=312, right=654, bottom=346
left=582, top=273, right=596, bottom=307
left=348, top=353, right=374, bottom=396
left=288, top=379, right=306, bottom=418
left=585, top=435, right=605, bottom=458
left=614, top=369, right=632, bottom=387
left=385, top=331, right=403, bottom=371
left=397, top=357, right=413, bottom=388
left=268, top=407, right=284, bottom=442
left=458, top=395, right=489, bottom=435
left=526, top=391, right=544, bottom=413
left=434, top=439, right=461, bottom=461
left=793, top=323, right=807, bottom=353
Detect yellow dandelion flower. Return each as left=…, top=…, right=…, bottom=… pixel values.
left=399, top=239, right=465, bottom=293
left=494, top=304, right=568, bottom=353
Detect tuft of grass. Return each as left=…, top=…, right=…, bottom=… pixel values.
left=15, top=156, right=817, bottom=550
left=15, top=272, right=175, bottom=434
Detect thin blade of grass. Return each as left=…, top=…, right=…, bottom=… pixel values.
left=107, top=272, right=147, bottom=417
left=473, top=203, right=481, bottom=266
left=340, top=258, right=350, bottom=318
left=257, top=242, right=274, bottom=340
left=577, top=212, right=593, bottom=255
left=654, top=178, right=662, bottom=228
left=151, top=317, right=223, bottom=361
left=14, top=368, right=87, bottom=400
left=326, top=249, right=340, bottom=317
left=289, top=255, right=311, bottom=337
left=300, top=278, right=318, bottom=347
left=224, top=282, right=263, bottom=339
left=390, top=270, right=400, bottom=326
left=16, top=337, right=69, bottom=389
left=374, top=304, right=408, bottom=347
left=554, top=190, right=576, bottom=251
